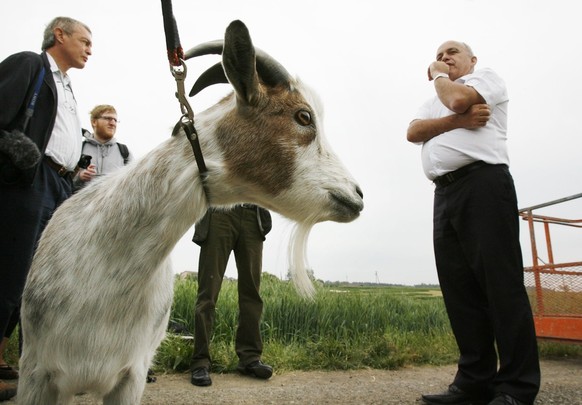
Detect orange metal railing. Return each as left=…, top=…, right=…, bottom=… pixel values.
left=519, top=192, right=582, bottom=343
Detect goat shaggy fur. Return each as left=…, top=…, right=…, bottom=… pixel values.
left=17, top=20, right=363, bottom=404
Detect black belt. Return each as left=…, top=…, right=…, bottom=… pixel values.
left=44, top=156, right=75, bottom=178
left=433, top=161, right=489, bottom=188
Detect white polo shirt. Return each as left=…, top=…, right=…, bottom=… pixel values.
left=44, top=53, right=83, bottom=170
left=414, top=68, right=510, bottom=181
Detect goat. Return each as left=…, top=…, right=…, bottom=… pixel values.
left=17, top=20, right=363, bottom=405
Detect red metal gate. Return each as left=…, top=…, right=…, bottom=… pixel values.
left=519, top=193, right=582, bottom=343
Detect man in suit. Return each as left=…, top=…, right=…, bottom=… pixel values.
left=0, top=17, right=92, bottom=400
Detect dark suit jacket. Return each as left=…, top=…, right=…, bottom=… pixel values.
left=0, top=51, right=57, bottom=186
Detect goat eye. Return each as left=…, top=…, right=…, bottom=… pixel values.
left=295, top=110, right=312, bottom=126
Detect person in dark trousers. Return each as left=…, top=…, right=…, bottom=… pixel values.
left=190, top=205, right=273, bottom=387
left=407, top=41, right=540, bottom=405
left=0, top=16, right=92, bottom=400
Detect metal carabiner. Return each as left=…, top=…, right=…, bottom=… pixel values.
left=171, top=59, right=194, bottom=122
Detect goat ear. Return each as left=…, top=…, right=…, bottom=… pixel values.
left=222, top=20, right=260, bottom=105
left=184, top=20, right=292, bottom=97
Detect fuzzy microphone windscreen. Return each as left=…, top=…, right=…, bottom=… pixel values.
left=0, top=129, right=41, bottom=169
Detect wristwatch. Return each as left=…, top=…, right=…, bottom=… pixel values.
left=433, top=73, right=449, bottom=81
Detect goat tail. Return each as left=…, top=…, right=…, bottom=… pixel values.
left=288, top=222, right=316, bottom=299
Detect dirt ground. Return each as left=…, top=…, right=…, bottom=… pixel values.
left=4, top=358, right=581, bottom=404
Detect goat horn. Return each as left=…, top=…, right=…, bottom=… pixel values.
left=184, top=39, right=223, bottom=59
left=184, top=40, right=291, bottom=94
left=189, top=62, right=227, bottom=97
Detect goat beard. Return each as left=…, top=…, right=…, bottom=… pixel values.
left=288, top=222, right=317, bottom=298
left=0, top=129, right=41, bottom=169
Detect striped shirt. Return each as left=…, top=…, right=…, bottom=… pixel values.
left=44, top=53, right=82, bottom=170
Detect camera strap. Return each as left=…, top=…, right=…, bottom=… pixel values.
left=21, top=66, right=46, bottom=132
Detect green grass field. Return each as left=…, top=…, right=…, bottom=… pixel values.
left=155, top=274, right=581, bottom=373
left=6, top=274, right=581, bottom=373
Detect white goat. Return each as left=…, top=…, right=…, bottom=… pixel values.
left=17, top=20, right=363, bottom=405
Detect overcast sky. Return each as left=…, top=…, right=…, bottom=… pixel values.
left=2, top=0, right=581, bottom=285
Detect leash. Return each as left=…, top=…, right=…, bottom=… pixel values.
left=160, top=0, right=209, bottom=188
left=160, top=0, right=183, bottom=67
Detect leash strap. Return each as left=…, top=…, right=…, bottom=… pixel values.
left=161, top=0, right=183, bottom=66
left=181, top=116, right=208, bottom=183
left=161, top=0, right=209, bottom=196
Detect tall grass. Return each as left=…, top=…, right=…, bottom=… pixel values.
left=159, top=274, right=459, bottom=372
left=6, top=274, right=579, bottom=373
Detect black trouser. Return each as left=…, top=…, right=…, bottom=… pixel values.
left=433, top=164, right=540, bottom=403
left=191, top=206, right=264, bottom=370
left=0, top=160, right=72, bottom=344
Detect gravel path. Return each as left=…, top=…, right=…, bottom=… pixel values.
left=5, top=358, right=581, bottom=404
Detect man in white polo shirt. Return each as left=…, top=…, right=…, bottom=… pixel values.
left=407, top=41, right=540, bottom=405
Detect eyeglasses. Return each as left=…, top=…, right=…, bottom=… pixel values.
left=97, top=116, right=120, bottom=124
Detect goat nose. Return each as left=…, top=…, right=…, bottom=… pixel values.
left=355, top=185, right=363, bottom=200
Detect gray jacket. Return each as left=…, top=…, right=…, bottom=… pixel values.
left=73, top=132, right=132, bottom=190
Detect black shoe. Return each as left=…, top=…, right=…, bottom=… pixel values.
left=0, top=381, right=17, bottom=401
left=422, top=384, right=490, bottom=405
left=146, top=368, right=156, bottom=383
left=191, top=367, right=212, bottom=387
left=487, top=394, right=529, bottom=405
left=236, top=360, right=273, bottom=379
